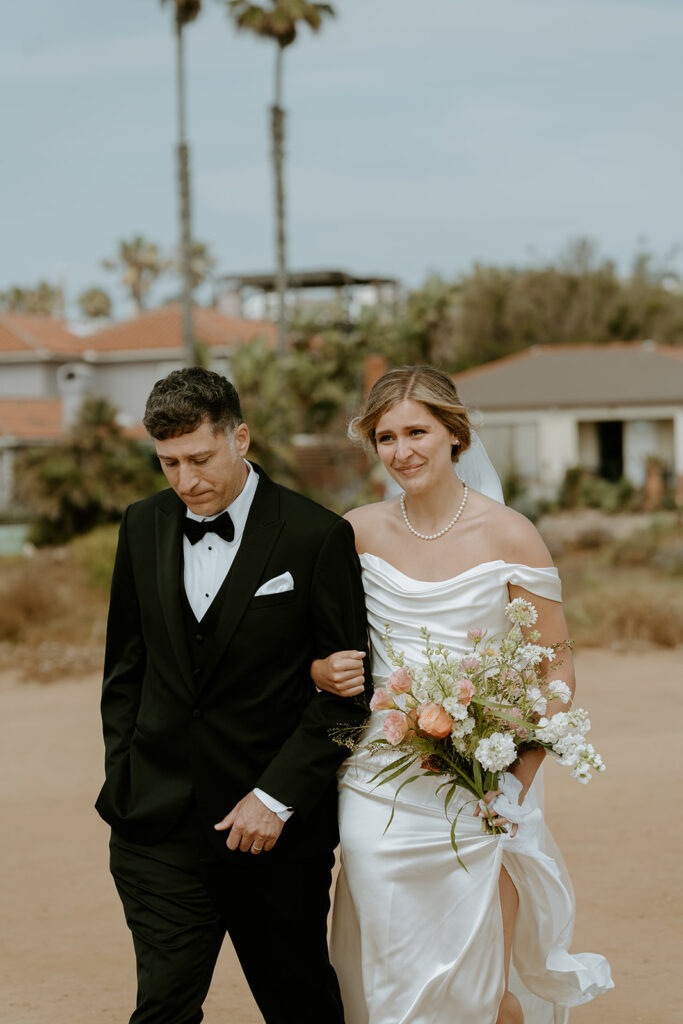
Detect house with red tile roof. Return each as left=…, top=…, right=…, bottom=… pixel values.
left=0, top=306, right=276, bottom=510
left=453, top=342, right=683, bottom=501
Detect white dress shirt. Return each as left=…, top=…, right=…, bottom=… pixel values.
left=183, top=461, right=293, bottom=822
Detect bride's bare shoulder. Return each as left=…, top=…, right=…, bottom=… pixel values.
left=473, top=492, right=553, bottom=568
left=344, top=500, right=398, bottom=554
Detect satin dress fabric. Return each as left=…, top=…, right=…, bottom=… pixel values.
left=330, top=556, right=613, bottom=1024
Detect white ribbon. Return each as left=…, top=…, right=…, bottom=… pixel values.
left=479, top=772, right=544, bottom=850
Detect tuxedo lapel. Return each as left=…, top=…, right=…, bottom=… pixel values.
left=155, top=494, right=195, bottom=695
left=197, top=466, right=284, bottom=691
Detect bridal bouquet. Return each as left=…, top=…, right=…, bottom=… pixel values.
left=362, top=598, right=604, bottom=859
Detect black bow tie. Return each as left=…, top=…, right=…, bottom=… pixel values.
left=183, top=510, right=235, bottom=545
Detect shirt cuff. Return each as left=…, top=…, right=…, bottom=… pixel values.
left=253, top=788, right=294, bottom=822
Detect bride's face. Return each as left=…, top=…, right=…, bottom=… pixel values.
left=374, top=399, right=456, bottom=492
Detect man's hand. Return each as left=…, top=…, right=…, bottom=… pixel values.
left=214, top=791, right=285, bottom=854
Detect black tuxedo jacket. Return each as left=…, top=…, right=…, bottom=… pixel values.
left=95, top=463, right=372, bottom=858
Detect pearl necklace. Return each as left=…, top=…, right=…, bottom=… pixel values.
left=400, top=484, right=469, bottom=541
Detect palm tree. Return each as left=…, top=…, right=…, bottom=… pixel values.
left=161, top=0, right=202, bottom=365
left=0, top=281, right=63, bottom=316
left=225, top=1, right=335, bottom=352
left=77, top=287, right=113, bottom=320
left=102, top=235, right=169, bottom=314
left=171, top=240, right=217, bottom=290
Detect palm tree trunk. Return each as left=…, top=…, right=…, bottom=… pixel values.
left=272, top=44, right=287, bottom=354
left=175, top=16, right=196, bottom=366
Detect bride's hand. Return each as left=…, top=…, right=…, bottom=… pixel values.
left=474, top=790, right=518, bottom=837
left=311, top=651, right=366, bottom=697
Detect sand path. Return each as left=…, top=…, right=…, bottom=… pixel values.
left=1, top=648, right=680, bottom=1023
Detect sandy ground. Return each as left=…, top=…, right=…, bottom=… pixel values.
left=1, top=648, right=681, bottom=1024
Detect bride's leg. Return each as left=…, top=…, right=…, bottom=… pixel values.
left=496, top=866, right=524, bottom=1024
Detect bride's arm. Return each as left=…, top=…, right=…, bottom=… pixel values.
left=478, top=586, right=575, bottom=831
left=311, top=651, right=367, bottom=697
left=480, top=582, right=576, bottom=833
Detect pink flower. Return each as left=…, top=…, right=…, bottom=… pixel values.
left=386, top=667, right=413, bottom=694
left=383, top=711, right=409, bottom=745
left=467, top=627, right=487, bottom=641
left=418, top=703, right=454, bottom=739
left=460, top=656, right=481, bottom=673
left=454, top=678, right=475, bottom=706
left=370, top=688, right=396, bottom=711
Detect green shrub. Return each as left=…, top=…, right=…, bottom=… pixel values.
left=70, top=524, right=120, bottom=591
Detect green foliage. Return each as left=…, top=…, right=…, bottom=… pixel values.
left=226, top=1, right=335, bottom=49
left=77, top=286, right=112, bottom=319
left=231, top=329, right=365, bottom=485
left=102, top=235, right=169, bottom=313
left=0, top=280, right=63, bottom=316
left=70, top=524, right=120, bottom=590
left=14, top=399, right=161, bottom=545
left=558, top=466, right=635, bottom=513
left=161, top=0, right=202, bottom=28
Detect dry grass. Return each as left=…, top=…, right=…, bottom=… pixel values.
left=0, top=544, right=109, bottom=681
left=558, top=548, right=683, bottom=650
left=1, top=519, right=681, bottom=683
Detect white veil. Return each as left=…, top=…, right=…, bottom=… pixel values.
left=383, top=429, right=505, bottom=504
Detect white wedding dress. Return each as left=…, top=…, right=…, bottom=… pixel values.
left=330, top=554, right=613, bottom=1024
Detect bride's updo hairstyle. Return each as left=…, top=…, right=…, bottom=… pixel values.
left=349, top=365, right=472, bottom=463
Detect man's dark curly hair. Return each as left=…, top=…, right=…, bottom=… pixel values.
left=143, top=367, right=243, bottom=440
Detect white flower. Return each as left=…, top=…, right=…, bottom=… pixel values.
left=553, top=733, right=585, bottom=767
left=548, top=679, right=572, bottom=704
left=525, top=686, right=547, bottom=715
left=552, top=734, right=605, bottom=781
left=475, top=732, right=518, bottom=772
left=535, top=714, right=569, bottom=744
left=451, top=715, right=475, bottom=740
left=442, top=697, right=468, bottom=721
left=566, top=707, right=591, bottom=735
left=518, top=644, right=555, bottom=668
left=505, top=598, right=538, bottom=627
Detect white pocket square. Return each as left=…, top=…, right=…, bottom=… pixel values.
left=254, top=571, right=294, bottom=597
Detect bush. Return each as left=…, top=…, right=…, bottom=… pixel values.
left=0, top=560, right=60, bottom=642
left=14, top=398, right=160, bottom=545
left=71, top=524, right=120, bottom=591
left=558, top=466, right=635, bottom=513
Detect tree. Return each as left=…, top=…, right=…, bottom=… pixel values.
left=225, top=0, right=335, bottom=353
left=0, top=280, right=63, bottom=316
left=77, top=287, right=113, bottom=319
left=171, top=239, right=217, bottom=290
left=161, top=0, right=202, bottom=364
left=14, top=398, right=160, bottom=545
left=102, top=235, right=169, bottom=314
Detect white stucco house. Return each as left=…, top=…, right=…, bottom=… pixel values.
left=454, top=342, right=683, bottom=502
left=0, top=306, right=276, bottom=510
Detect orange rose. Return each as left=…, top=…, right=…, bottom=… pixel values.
left=418, top=702, right=453, bottom=739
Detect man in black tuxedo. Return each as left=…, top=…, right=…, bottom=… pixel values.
left=96, top=367, right=372, bottom=1024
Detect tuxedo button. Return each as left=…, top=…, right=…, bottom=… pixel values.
left=194, top=633, right=204, bottom=643
left=192, top=708, right=203, bottom=719
left=192, top=667, right=201, bottom=678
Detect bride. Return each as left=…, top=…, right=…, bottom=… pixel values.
left=312, top=366, right=613, bottom=1024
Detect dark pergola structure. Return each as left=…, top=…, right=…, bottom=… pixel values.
left=215, top=268, right=401, bottom=320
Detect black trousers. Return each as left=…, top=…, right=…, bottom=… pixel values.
left=109, top=807, right=345, bottom=1024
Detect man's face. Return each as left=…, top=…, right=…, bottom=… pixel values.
left=154, top=419, right=251, bottom=516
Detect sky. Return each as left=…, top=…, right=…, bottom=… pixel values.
left=3, top=0, right=682, bottom=317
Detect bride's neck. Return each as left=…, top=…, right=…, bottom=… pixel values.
left=402, top=475, right=466, bottom=529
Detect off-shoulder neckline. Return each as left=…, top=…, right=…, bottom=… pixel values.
left=359, top=552, right=559, bottom=586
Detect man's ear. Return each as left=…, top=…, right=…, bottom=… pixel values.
left=234, top=421, right=250, bottom=458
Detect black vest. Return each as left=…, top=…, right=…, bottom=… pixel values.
left=180, top=566, right=234, bottom=686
